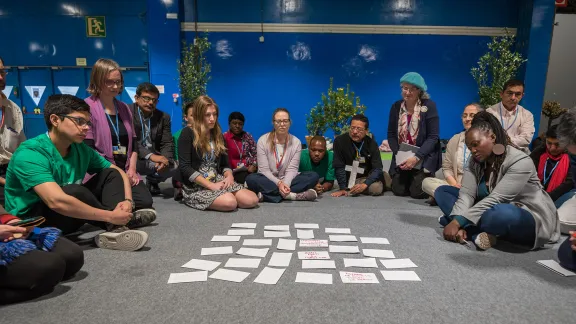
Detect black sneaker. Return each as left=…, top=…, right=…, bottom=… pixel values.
left=126, top=209, right=157, bottom=229
left=147, top=182, right=161, bottom=195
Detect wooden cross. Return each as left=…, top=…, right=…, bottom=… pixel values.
left=345, top=160, right=364, bottom=189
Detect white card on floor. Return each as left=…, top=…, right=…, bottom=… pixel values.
left=380, top=258, right=418, bottom=269
left=254, top=267, right=286, bottom=285
left=360, top=237, right=390, bottom=244
left=231, top=223, right=257, bottom=229
left=224, top=258, right=261, bottom=269
left=298, top=251, right=330, bottom=260
left=362, top=249, right=395, bottom=259
left=181, top=259, right=221, bottom=271
left=268, top=252, right=293, bottom=267
left=325, top=228, right=351, bottom=234
left=380, top=270, right=421, bottom=281
left=236, top=247, right=269, bottom=258
left=243, top=239, right=273, bottom=246
left=302, top=260, right=336, bottom=269
left=343, top=258, right=378, bottom=268
left=300, top=239, right=328, bottom=248
left=329, top=235, right=357, bottom=242
left=329, top=245, right=360, bottom=254
left=537, top=260, right=576, bottom=277
left=264, top=231, right=291, bottom=238
left=209, top=269, right=250, bottom=283
left=264, top=225, right=289, bottom=231
left=297, top=230, right=315, bottom=239
left=227, top=229, right=255, bottom=236
left=211, top=235, right=241, bottom=242
left=201, top=246, right=234, bottom=256
left=294, top=223, right=319, bottom=229
left=168, top=271, right=208, bottom=284
left=340, top=271, right=380, bottom=284
left=277, top=238, right=297, bottom=251
left=295, top=272, right=333, bottom=284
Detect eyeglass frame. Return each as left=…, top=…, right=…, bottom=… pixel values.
left=350, top=126, right=366, bottom=132
left=273, top=119, right=291, bottom=125
left=136, top=95, right=159, bottom=103
left=57, top=114, right=92, bottom=127
left=104, top=79, right=123, bottom=87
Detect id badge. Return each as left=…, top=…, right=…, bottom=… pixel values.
left=236, top=162, right=245, bottom=169
left=112, top=145, right=119, bottom=154
left=204, top=170, right=216, bottom=181
left=118, top=145, right=127, bottom=155
left=356, top=156, right=366, bottom=163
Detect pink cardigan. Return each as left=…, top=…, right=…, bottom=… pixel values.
left=256, top=132, right=301, bottom=186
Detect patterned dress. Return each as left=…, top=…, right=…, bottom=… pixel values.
left=182, top=156, right=244, bottom=210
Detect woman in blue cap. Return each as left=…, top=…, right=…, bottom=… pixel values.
left=387, top=72, right=442, bottom=199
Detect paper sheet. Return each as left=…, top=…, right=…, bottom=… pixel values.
left=294, top=223, right=319, bottom=229
left=264, top=225, right=289, bottom=231
left=224, top=258, right=261, bottom=269
left=339, top=271, right=380, bottom=284
left=329, top=245, right=360, bottom=254
left=264, top=231, right=292, bottom=238
left=299, top=239, right=329, bottom=248
left=243, top=239, right=273, bottom=246
left=295, top=272, right=333, bottom=284
left=211, top=235, right=241, bottom=242
left=297, top=230, right=315, bottom=239
left=268, top=252, right=293, bottom=267
left=277, top=239, right=297, bottom=251
left=362, top=249, right=395, bottom=259
left=360, top=237, right=390, bottom=244
left=343, top=258, right=378, bottom=268
left=380, top=258, right=418, bottom=269
left=298, top=251, right=330, bottom=260
left=302, top=260, right=336, bottom=269
left=168, top=271, right=208, bottom=284
left=254, top=267, right=286, bottom=285
left=325, top=228, right=351, bottom=234
left=380, top=270, right=421, bottom=281
left=201, top=246, right=234, bottom=256
left=209, top=269, right=251, bottom=283
left=227, top=229, right=255, bottom=236
left=236, top=247, right=269, bottom=258
left=181, top=259, right=221, bottom=271
left=537, top=260, right=576, bottom=276
left=329, top=235, right=358, bottom=242
left=231, top=223, right=257, bottom=229
left=395, top=150, right=415, bottom=165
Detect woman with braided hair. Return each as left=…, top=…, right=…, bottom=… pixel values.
left=434, top=111, right=560, bottom=250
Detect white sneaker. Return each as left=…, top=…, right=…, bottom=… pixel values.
left=95, top=227, right=148, bottom=251
left=474, top=232, right=497, bottom=250
left=295, top=189, right=318, bottom=201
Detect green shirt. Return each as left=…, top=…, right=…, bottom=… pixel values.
left=299, top=149, right=334, bottom=183
left=173, top=128, right=183, bottom=161
left=5, top=134, right=112, bottom=217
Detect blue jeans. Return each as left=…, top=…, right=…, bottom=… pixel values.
left=558, top=237, right=576, bottom=271
left=434, top=185, right=536, bottom=246
left=555, top=189, right=576, bottom=209
left=245, top=172, right=319, bottom=203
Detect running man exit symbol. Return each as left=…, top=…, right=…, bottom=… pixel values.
left=86, top=16, right=106, bottom=37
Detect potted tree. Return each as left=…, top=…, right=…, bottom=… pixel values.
left=305, top=103, right=328, bottom=147
left=178, top=33, right=212, bottom=117
left=318, top=77, right=366, bottom=137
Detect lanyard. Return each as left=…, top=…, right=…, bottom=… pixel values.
left=0, top=106, right=4, bottom=129
left=274, top=144, right=286, bottom=169
left=543, top=158, right=560, bottom=186
left=499, top=103, right=519, bottom=131
left=104, top=100, right=121, bottom=146
left=138, top=108, right=151, bottom=145
left=463, top=145, right=472, bottom=168
left=205, top=141, right=215, bottom=161
left=353, top=140, right=364, bottom=159
left=232, top=136, right=244, bottom=161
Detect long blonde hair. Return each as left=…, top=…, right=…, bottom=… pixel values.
left=267, top=108, right=291, bottom=151
left=87, top=58, right=124, bottom=97
left=190, top=95, right=226, bottom=156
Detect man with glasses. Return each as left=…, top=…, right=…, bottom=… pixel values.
left=331, top=114, right=384, bottom=197
left=3, top=94, right=149, bottom=251
left=0, top=57, right=26, bottom=205
left=487, top=79, right=535, bottom=153
left=130, top=82, right=176, bottom=195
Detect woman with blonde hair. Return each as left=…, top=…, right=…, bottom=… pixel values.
left=245, top=108, right=319, bottom=203
left=177, top=95, right=259, bottom=211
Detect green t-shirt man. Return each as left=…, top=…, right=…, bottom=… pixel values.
left=5, top=133, right=112, bottom=217
left=299, top=149, right=335, bottom=183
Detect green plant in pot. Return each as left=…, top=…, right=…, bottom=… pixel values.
left=305, top=104, right=328, bottom=147
left=542, top=101, right=568, bottom=130
left=178, top=33, right=212, bottom=116
left=318, top=77, right=366, bottom=137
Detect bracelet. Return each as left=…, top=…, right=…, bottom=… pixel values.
left=123, top=198, right=135, bottom=210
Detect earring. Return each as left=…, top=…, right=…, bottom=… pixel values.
left=492, top=143, right=505, bottom=155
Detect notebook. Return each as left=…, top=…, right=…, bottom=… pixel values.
left=396, top=143, right=422, bottom=169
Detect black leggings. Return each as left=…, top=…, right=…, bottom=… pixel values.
left=391, top=169, right=431, bottom=199
left=0, top=237, right=84, bottom=305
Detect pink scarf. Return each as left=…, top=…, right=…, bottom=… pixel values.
left=398, top=100, right=422, bottom=145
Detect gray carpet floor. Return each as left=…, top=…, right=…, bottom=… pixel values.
left=1, top=189, right=574, bottom=324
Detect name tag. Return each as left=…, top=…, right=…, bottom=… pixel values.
left=356, top=157, right=366, bottom=163
left=113, top=145, right=127, bottom=155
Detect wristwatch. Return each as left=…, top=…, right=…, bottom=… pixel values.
left=124, top=198, right=135, bottom=210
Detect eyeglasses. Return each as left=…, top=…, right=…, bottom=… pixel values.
left=0, top=70, right=8, bottom=77
left=104, top=79, right=123, bottom=87
left=350, top=126, right=366, bottom=132
left=274, top=119, right=291, bottom=125
left=58, top=114, right=92, bottom=127
left=137, top=95, right=158, bottom=103
left=401, top=86, right=418, bottom=93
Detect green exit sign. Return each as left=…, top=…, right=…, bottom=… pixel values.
left=86, top=16, right=106, bottom=37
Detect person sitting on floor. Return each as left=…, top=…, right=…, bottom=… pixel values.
left=172, top=101, right=195, bottom=201
left=178, top=95, right=259, bottom=211
left=331, top=114, right=384, bottom=197
left=223, top=112, right=258, bottom=185
left=4, top=94, right=150, bottom=251
left=0, top=204, right=84, bottom=305
left=387, top=72, right=442, bottom=199
left=130, top=82, right=177, bottom=195
left=422, top=103, right=482, bottom=203
left=435, top=111, right=560, bottom=251
left=300, top=135, right=334, bottom=195
left=246, top=108, right=319, bottom=202
left=84, top=58, right=156, bottom=219
left=529, top=125, right=573, bottom=207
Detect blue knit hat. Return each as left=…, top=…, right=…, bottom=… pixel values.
left=400, top=72, right=427, bottom=92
